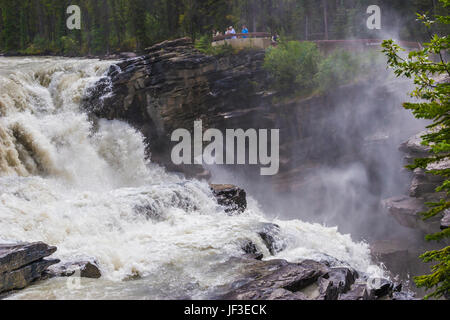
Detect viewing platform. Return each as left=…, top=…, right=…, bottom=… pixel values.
left=212, top=34, right=421, bottom=53
left=212, top=32, right=272, bottom=50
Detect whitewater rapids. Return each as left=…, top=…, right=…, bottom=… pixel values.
left=0, top=57, right=384, bottom=299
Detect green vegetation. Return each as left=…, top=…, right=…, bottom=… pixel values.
left=0, top=1, right=448, bottom=56
left=263, top=41, right=386, bottom=95
left=264, top=41, right=320, bottom=93
left=382, top=0, right=449, bottom=300
left=315, top=50, right=360, bottom=92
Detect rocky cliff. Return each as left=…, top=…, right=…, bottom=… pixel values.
left=82, top=38, right=443, bottom=298
left=83, top=37, right=415, bottom=197
left=83, top=38, right=270, bottom=176
left=384, top=132, right=449, bottom=234
left=0, top=242, right=59, bottom=295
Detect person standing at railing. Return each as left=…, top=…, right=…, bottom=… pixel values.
left=230, top=26, right=237, bottom=39
left=242, top=25, right=249, bottom=39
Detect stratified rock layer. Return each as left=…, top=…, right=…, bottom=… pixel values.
left=385, top=132, right=448, bottom=234
left=0, top=242, right=59, bottom=294
left=220, top=257, right=410, bottom=300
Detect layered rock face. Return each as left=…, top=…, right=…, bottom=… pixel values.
left=384, top=132, right=449, bottom=234
left=219, top=257, right=412, bottom=300
left=84, top=37, right=416, bottom=201
left=83, top=38, right=270, bottom=175
left=0, top=242, right=59, bottom=294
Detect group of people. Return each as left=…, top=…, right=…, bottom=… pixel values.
left=213, top=25, right=249, bottom=39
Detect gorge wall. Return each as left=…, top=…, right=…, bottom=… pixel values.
left=84, top=37, right=426, bottom=239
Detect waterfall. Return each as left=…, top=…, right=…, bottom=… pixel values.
left=0, top=57, right=383, bottom=299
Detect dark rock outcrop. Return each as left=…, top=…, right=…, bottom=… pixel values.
left=370, top=240, right=427, bottom=277
left=257, top=223, right=286, bottom=256
left=221, top=259, right=328, bottom=300
left=0, top=242, right=59, bottom=294
left=220, top=256, right=411, bottom=300
left=241, top=240, right=264, bottom=260
left=384, top=132, right=448, bottom=234
left=367, top=278, right=395, bottom=299
left=383, top=196, right=431, bottom=231
left=317, top=267, right=358, bottom=300
left=210, top=184, right=247, bottom=213
left=83, top=38, right=270, bottom=177
left=47, top=260, right=101, bottom=279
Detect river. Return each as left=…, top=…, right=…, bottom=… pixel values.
left=0, top=57, right=383, bottom=299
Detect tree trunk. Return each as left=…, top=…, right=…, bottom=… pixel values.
left=322, top=0, right=329, bottom=40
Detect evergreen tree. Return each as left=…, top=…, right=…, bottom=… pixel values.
left=382, top=0, right=449, bottom=299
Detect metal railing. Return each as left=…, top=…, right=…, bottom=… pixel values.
left=212, top=32, right=272, bottom=42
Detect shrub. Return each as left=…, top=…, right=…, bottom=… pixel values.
left=263, top=41, right=320, bottom=93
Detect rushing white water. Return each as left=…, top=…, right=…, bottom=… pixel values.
left=0, top=57, right=384, bottom=300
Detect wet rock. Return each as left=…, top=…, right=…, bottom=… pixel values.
left=222, top=259, right=329, bottom=300
left=339, top=283, right=373, bottom=300
left=410, top=168, right=444, bottom=198
left=134, top=204, right=164, bottom=221
left=367, top=278, right=394, bottom=298
left=0, top=242, right=59, bottom=294
left=257, top=223, right=287, bottom=255
left=0, top=242, right=57, bottom=274
left=383, top=196, right=440, bottom=233
left=399, top=132, right=431, bottom=160
left=314, top=253, right=351, bottom=268
left=317, top=267, right=358, bottom=300
left=210, top=184, right=247, bottom=214
left=241, top=240, right=263, bottom=260
left=391, top=291, right=417, bottom=300
left=47, top=260, right=101, bottom=279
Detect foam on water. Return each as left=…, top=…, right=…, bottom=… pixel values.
left=0, top=57, right=384, bottom=299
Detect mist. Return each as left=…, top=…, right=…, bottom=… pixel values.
left=207, top=57, right=428, bottom=245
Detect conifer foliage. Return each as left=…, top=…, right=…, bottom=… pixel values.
left=382, top=0, right=449, bottom=299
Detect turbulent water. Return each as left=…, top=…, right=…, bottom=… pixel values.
left=0, top=57, right=384, bottom=300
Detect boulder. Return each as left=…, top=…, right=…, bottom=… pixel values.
left=210, top=184, right=247, bottom=214
left=367, top=278, right=394, bottom=299
left=317, top=267, right=358, bottom=300
left=339, top=283, right=373, bottom=300
left=0, top=242, right=59, bottom=294
left=222, top=259, right=329, bottom=300
left=257, top=223, right=287, bottom=255
left=241, top=240, right=263, bottom=260
left=383, top=196, right=440, bottom=233
left=410, top=168, right=444, bottom=198
left=399, top=132, right=431, bottom=160
left=47, top=259, right=101, bottom=279
left=219, top=256, right=409, bottom=300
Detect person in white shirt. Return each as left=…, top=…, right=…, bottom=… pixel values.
left=230, top=26, right=237, bottom=39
